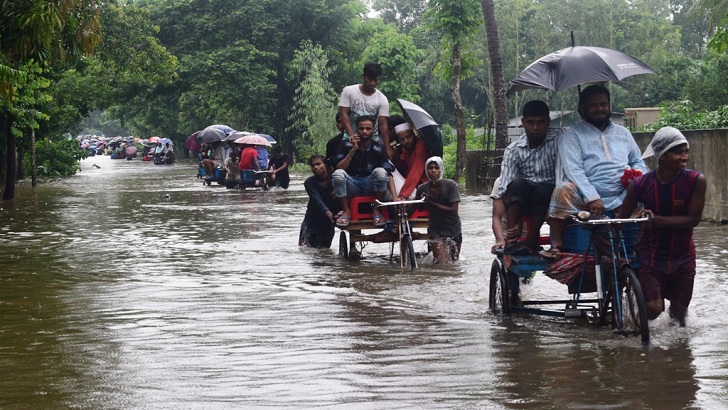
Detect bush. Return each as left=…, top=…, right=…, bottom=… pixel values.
left=25, top=139, right=88, bottom=177
left=642, top=100, right=728, bottom=131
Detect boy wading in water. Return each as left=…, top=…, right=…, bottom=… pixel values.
left=617, top=127, right=706, bottom=327
left=416, top=156, right=462, bottom=264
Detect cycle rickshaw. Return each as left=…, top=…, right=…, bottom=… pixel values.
left=489, top=213, right=651, bottom=345
left=337, top=196, right=429, bottom=270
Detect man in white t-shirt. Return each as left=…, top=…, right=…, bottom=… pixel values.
left=339, top=62, right=392, bottom=158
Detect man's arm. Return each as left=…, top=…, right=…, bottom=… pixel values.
left=616, top=181, right=639, bottom=219
left=378, top=115, right=393, bottom=158
left=398, top=140, right=428, bottom=199
left=339, top=106, right=355, bottom=138
left=498, top=147, right=516, bottom=198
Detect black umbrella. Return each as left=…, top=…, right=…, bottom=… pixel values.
left=506, top=46, right=655, bottom=96
left=396, top=98, right=443, bottom=157
left=196, top=126, right=227, bottom=143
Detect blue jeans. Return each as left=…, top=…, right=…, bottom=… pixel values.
left=332, top=168, right=389, bottom=198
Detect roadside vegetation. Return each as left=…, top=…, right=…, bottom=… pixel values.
left=2, top=0, right=728, bottom=197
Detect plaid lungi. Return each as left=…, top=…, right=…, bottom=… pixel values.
left=548, top=181, right=590, bottom=219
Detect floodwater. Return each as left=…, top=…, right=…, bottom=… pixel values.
left=1, top=155, right=727, bottom=409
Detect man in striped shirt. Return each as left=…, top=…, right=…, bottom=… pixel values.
left=499, top=100, right=559, bottom=255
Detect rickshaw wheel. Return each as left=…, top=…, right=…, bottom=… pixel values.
left=338, top=231, right=348, bottom=259
left=489, top=259, right=511, bottom=316
left=401, top=234, right=417, bottom=270
left=607, top=266, right=650, bottom=345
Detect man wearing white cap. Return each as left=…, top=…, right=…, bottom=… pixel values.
left=617, top=126, right=706, bottom=327
left=391, top=122, right=429, bottom=201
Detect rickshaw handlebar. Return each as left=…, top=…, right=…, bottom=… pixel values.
left=569, top=214, right=651, bottom=226
left=374, top=199, right=426, bottom=207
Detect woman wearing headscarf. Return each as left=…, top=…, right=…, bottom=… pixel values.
left=415, top=156, right=462, bottom=263
left=617, top=126, right=706, bottom=327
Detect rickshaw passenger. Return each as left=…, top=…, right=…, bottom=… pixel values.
left=202, top=141, right=225, bottom=177
left=332, top=115, right=391, bottom=227
left=617, top=127, right=706, bottom=327
left=391, top=122, right=429, bottom=201
left=300, top=155, right=340, bottom=248
left=416, top=156, right=462, bottom=264
left=544, top=85, right=647, bottom=258
left=238, top=143, right=261, bottom=184
left=499, top=100, right=559, bottom=255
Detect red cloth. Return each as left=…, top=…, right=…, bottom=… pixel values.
left=620, top=168, right=643, bottom=188
left=238, top=146, right=259, bottom=170
left=397, top=138, right=429, bottom=198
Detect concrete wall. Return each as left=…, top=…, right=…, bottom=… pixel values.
left=467, top=128, right=728, bottom=223
left=633, top=129, right=728, bottom=223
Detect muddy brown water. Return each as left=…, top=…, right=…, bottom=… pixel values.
left=1, top=155, right=726, bottom=409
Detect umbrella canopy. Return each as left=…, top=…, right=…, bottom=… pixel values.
left=257, top=133, right=276, bottom=144
left=148, top=136, right=161, bottom=143
left=184, top=131, right=201, bottom=151
left=226, top=130, right=255, bottom=142
left=208, top=124, right=234, bottom=135
left=234, top=134, right=271, bottom=146
left=507, top=46, right=655, bottom=96
left=396, top=98, right=443, bottom=157
left=196, top=126, right=227, bottom=143
left=160, top=138, right=173, bottom=146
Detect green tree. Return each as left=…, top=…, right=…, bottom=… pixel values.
left=287, top=41, right=339, bottom=159
left=480, top=0, right=508, bottom=150
left=0, top=0, right=101, bottom=199
left=425, top=0, right=482, bottom=182
left=359, top=24, right=424, bottom=103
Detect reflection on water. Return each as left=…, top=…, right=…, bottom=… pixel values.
left=0, top=156, right=726, bottom=408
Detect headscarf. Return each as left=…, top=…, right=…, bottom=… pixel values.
left=642, top=126, right=689, bottom=160
left=425, top=156, right=444, bottom=181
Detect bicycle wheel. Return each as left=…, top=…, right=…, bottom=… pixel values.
left=401, top=234, right=417, bottom=270
left=338, top=231, right=348, bottom=259
left=611, top=266, right=650, bottom=344
left=489, top=259, right=511, bottom=316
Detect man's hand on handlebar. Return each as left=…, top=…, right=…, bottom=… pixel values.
left=588, top=199, right=605, bottom=216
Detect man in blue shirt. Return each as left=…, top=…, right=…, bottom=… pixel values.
left=499, top=100, right=559, bottom=255
left=544, top=85, right=647, bottom=257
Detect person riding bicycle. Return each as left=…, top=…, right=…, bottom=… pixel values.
left=617, top=126, right=706, bottom=327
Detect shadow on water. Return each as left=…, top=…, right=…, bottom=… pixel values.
left=0, top=156, right=725, bottom=408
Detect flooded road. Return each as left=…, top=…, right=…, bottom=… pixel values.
left=1, top=155, right=727, bottom=409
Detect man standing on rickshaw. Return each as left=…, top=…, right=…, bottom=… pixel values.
left=618, top=127, right=706, bottom=327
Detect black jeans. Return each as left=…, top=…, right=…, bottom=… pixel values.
left=504, top=178, right=554, bottom=216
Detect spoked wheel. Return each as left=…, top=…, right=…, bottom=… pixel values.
left=400, top=234, right=417, bottom=270
left=608, top=266, right=650, bottom=344
left=338, top=231, right=348, bottom=259
left=489, top=259, right=511, bottom=316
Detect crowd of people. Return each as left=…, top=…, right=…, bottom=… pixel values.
left=300, top=62, right=462, bottom=265
left=198, top=140, right=291, bottom=190
left=192, top=61, right=706, bottom=326
left=491, top=84, right=706, bottom=327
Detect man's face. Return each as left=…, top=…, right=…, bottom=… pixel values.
left=397, top=130, right=417, bottom=150
left=310, top=158, right=326, bottom=176
left=661, top=143, right=689, bottom=170
left=357, top=120, right=375, bottom=141
left=361, top=75, right=380, bottom=93
left=580, top=93, right=611, bottom=128
left=521, top=115, right=550, bottom=142
left=426, top=162, right=441, bottom=181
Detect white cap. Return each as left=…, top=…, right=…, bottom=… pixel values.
left=394, top=123, right=412, bottom=134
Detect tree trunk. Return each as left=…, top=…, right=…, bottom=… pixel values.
left=480, top=0, right=509, bottom=149
left=31, top=128, right=37, bottom=187
left=17, top=144, right=25, bottom=180
left=3, top=117, right=17, bottom=200
left=451, top=41, right=467, bottom=182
